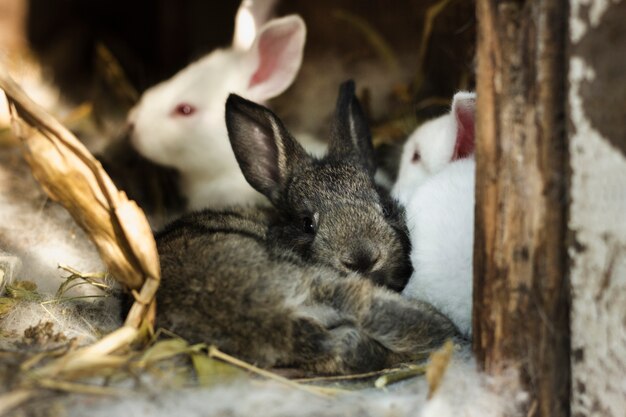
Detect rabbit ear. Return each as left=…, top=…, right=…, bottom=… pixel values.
left=232, top=0, right=279, bottom=51
left=451, top=91, right=476, bottom=160
left=225, top=94, right=308, bottom=204
left=328, top=80, right=376, bottom=176
left=244, top=15, right=306, bottom=102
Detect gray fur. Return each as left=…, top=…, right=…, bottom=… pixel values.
left=156, top=81, right=460, bottom=374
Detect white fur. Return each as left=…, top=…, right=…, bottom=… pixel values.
left=128, top=3, right=313, bottom=210
left=402, top=159, right=475, bottom=337
left=392, top=92, right=476, bottom=337
left=392, top=91, right=475, bottom=206
left=392, top=115, right=455, bottom=205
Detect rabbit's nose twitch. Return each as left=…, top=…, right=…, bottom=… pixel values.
left=341, top=248, right=380, bottom=273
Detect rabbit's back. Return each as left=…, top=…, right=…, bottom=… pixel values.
left=402, top=159, right=475, bottom=336
left=156, top=208, right=311, bottom=365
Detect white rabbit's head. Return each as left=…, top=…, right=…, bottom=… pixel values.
left=392, top=91, right=476, bottom=204
left=128, top=2, right=305, bottom=179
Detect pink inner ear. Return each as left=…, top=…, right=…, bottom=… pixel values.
left=452, top=106, right=475, bottom=160
left=249, top=26, right=296, bottom=88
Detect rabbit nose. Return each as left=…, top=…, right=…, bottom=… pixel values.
left=341, top=247, right=380, bottom=273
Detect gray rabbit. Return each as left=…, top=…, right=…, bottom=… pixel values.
left=156, top=81, right=460, bottom=374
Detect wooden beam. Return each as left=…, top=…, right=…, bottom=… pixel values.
left=473, top=1, right=570, bottom=416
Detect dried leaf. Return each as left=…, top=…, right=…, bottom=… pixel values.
left=115, top=201, right=160, bottom=281
left=426, top=340, right=454, bottom=399
left=136, top=338, right=191, bottom=368
left=6, top=281, right=41, bottom=301
left=0, top=297, right=17, bottom=316
left=191, top=354, right=245, bottom=386
left=11, top=280, right=37, bottom=291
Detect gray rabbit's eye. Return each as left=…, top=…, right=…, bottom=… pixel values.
left=302, top=216, right=315, bottom=234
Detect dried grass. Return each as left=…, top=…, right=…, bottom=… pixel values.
left=95, top=43, right=139, bottom=108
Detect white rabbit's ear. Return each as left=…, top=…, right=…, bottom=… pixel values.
left=244, top=15, right=306, bottom=102
left=451, top=91, right=476, bottom=160
left=232, top=0, right=279, bottom=51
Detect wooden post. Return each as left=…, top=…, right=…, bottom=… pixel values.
left=473, top=1, right=570, bottom=417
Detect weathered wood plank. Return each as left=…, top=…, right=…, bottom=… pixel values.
left=473, top=1, right=570, bottom=416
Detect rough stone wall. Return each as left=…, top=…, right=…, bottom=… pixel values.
left=568, top=1, right=626, bottom=416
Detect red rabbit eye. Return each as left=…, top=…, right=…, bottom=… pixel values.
left=172, top=103, right=196, bottom=117
left=411, top=151, right=421, bottom=163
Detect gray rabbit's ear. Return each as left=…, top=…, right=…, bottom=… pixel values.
left=225, top=94, right=307, bottom=203
left=328, top=80, right=376, bottom=176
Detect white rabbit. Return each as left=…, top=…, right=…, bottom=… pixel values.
left=402, top=158, right=475, bottom=337
left=128, top=0, right=312, bottom=210
left=394, top=91, right=476, bottom=337
left=392, top=91, right=475, bottom=206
